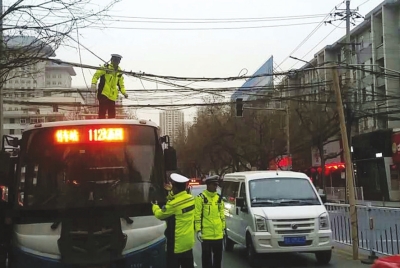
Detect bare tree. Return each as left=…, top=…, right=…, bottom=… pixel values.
left=0, top=0, right=120, bottom=82
left=293, top=92, right=340, bottom=190
left=175, top=96, right=287, bottom=176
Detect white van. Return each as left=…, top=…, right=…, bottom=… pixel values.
left=222, top=171, right=332, bottom=267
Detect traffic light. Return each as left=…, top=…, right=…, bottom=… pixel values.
left=236, top=98, right=243, bottom=117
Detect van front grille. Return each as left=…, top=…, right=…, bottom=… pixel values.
left=272, top=218, right=315, bottom=235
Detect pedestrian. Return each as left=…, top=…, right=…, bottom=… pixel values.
left=194, top=175, right=225, bottom=268
left=91, top=54, right=128, bottom=119
left=152, top=173, right=195, bottom=268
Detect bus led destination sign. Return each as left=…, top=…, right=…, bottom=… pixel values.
left=55, top=128, right=125, bottom=143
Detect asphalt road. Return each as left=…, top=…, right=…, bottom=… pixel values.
left=192, top=240, right=368, bottom=268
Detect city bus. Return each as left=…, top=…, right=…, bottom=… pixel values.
left=0, top=119, right=177, bottom=268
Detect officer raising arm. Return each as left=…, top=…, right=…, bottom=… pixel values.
left=152, top=173, right=195, bottom=268
left=194, top=175, right=226, bottom=268
left=91, top=54, right=128, bottom=119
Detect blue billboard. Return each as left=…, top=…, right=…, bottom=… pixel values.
left=231, top=56, right=274, bottom=101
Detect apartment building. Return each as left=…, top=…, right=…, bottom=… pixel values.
left=281, top=0, right=400, bottom=133
left=2, top=36, right=82, bottom=138
left=159, top=110, right=185, bottom=146
left=278, top=0, right=400, bottom=201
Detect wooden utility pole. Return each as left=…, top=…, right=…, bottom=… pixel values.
left=332, top=67, right=359, bottom=260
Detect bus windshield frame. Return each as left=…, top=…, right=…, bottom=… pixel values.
left=15, top=124, right=166, bottom=216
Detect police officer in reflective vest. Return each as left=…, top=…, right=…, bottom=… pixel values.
left=194, top=175, right=225, bottom=268
left=152, top=173, right=195, bottom=268
left=91, top=54, right=128, bottom=119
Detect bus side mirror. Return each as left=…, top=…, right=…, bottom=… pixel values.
left=164, top=147, right=177, bottom=171
left=0, top=152, right=12, bottom=186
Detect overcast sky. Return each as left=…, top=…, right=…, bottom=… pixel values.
left=52, top=0, right=382, bottom=125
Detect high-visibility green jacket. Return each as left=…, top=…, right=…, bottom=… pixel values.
left=194, top=190, right=226, bottom=240
left=91, top=63, right=126, bottom=101
left=152, top=191, right=195, bottom=254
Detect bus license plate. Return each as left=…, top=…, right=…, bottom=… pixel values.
left=284, top=236, right=306, bottom=245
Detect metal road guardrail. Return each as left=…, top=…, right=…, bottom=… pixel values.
left=326, top=203, right=400, bottom=256
left=325, top=187, right=365, bottom=202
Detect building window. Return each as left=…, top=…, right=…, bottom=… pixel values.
left=20, top=119, right=26, bottom=124
left=43, top=91, right=51, bottom=97
left=371, top=84, right=375, bottom=101
left=10, top=118, right=15, bottom=123
left=58, top=74, right=62, bottom=78
left=362, top=88, right=366, bottom=103
left=9, top=129, right=15, bottom=135
left=64, top=92, right=72, bottom=97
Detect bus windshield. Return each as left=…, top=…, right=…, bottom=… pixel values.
left=17, top=125, right=166, bottom=210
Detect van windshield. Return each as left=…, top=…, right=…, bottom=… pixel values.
left=249, top=178, right=321, bottom=207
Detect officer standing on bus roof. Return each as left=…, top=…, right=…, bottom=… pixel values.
left=152, top=173, right=195, bottom=268
left=194, top=175, right=225, bottom=268
left=91, top=54, right=128, bottom=119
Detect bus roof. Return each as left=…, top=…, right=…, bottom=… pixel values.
left=22, top=119, right=159, bottom=133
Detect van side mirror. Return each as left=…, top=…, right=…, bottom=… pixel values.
left=319, top=194, right=327, bottom=204
left=235, top=197, right=245, bottom=207
left=235, top=197, right=248, bottom=213
left=164, top=147, right=177, bottom=171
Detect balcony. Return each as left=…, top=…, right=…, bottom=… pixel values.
left=3, top=123, right=26, bottom=130
left=376, top=44, right=384, bottom=60
left=376, top=76, right=385, bottom=88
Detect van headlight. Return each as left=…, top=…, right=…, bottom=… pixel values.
left=254, top=215, right=268, bottom=232
left=319, top=212, right=330, bottom=230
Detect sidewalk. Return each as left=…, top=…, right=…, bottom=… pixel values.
left=333, top=242, right=386, bottom=267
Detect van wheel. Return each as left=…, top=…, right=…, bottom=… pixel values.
left=223, top=232, right=234, bottom=252
left=246, top=235, right=259, bottom=267
left=315, top=250, right=332, bottom=265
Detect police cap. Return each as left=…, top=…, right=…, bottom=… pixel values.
left=111, top=54, right=122, bottom=59
left=170, top=173, right=189, bottom=184
left=204, top=175, right=219, bottom=184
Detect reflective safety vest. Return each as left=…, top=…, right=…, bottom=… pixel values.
left=91, top=63, right=126, bottom=101
left=194, top=190, right=226, bottom=240
left=152, top=191, right=195, bottom=254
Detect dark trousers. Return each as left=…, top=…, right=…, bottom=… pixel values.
left=201, top=239, right=223, bottom=268
left=167, top=249, right=194, bottom=268
left=98, top=94, right=116, bottom=119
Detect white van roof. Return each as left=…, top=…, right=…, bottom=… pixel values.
left=223, top=170, right=309, bottom=181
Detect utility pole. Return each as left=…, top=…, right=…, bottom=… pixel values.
left=332, top=67, right=359, bottom=260
left=0, top=0, right=3, bottom=141
left=286, top=101, right=291, bottom=170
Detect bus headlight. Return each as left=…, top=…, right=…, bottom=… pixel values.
left=254, top=215, right=268, bottom=232
left=319, top=212, right=330, bottom=230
